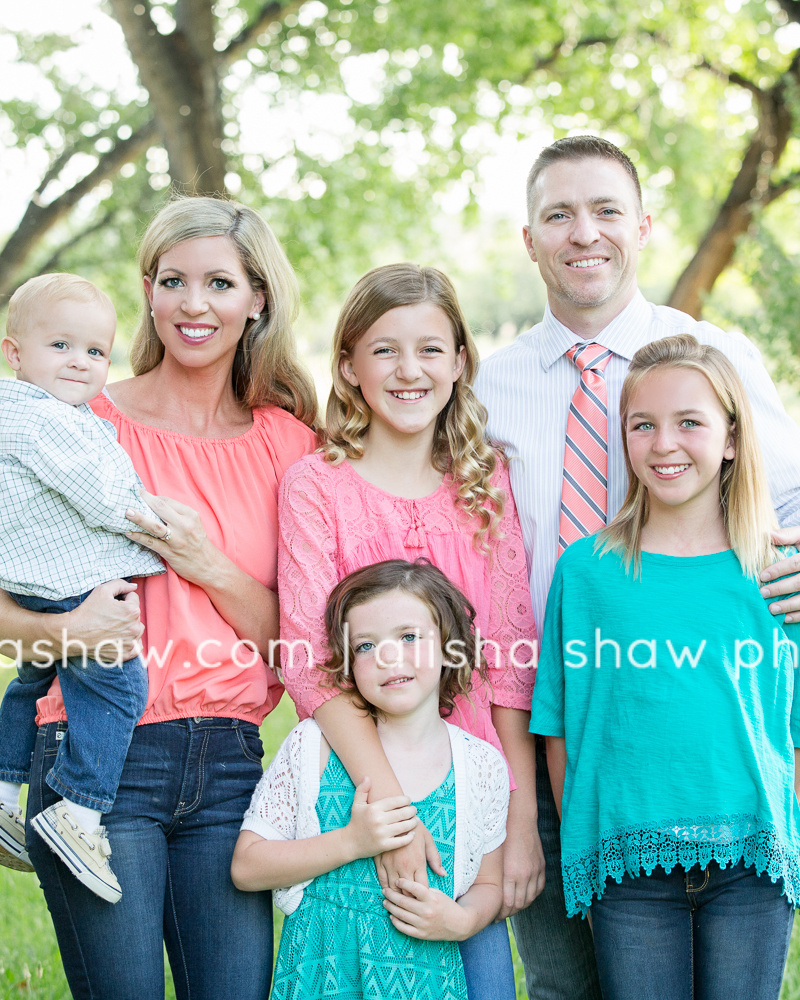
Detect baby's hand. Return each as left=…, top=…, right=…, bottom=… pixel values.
left=347, top=778, right=417, bottom=859
left=382, top=878, right=470, bottom=941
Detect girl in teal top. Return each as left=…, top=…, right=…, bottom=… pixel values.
left=531, top=334, right=800, bottom=1000
left=232, top=560, right=509, bottom=1000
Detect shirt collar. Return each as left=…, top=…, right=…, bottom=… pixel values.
left=538, top=290, right=653, bottom=370
left=0, top=377, right=88, bottom=410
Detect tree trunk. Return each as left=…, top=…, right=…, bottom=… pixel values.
left=667, top=60, right=798, bottom=317
left=108, top=0, right=227, bottom=195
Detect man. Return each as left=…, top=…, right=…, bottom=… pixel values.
left=474, top=135, right=800, bottom=999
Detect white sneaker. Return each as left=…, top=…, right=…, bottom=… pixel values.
left=31, top=803, right=121, bottom=903
left=0, top=803, right=34, bottom=872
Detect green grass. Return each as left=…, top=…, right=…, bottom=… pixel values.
left=1, top=666, right=799, bottom=999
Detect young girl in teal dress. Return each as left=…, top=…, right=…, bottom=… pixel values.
left=232, top=559, right=509, bottom=1000
left=531, top=334, right=800, bottom=1000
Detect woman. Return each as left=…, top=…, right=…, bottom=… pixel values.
left=0, top=197, right=317, bottom=999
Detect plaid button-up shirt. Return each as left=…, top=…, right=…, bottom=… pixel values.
left=0, top=379, right=164, bottom=601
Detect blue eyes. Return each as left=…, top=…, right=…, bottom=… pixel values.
left=51, top=342, right=105, bottom=358
left=372, top=347, right=443, bottom=356
left=353, top=633, right=421, bottom=655
left=158, top=277, right=233, bottom=290
left=631, top=420, right=701, bottom=431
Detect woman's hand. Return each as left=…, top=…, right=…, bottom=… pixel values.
left=125, top=490, right=214, bottom=588
left=375, top=821, right=445, bottom=891
left=64, top=580, right=144, bottom=664
left=347, top=778, right=418, bottom=858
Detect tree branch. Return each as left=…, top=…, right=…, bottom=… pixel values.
left=0, top=120, right=158, bottom=301
left=224, top=0, right=300, bottom=63
left=765, top=168, right=800, bottom=205
left=518, top=34, right=618, bottom=83
left=32, top=210, right=118, bottom=283
left=697, top=57, right=763, bottom=97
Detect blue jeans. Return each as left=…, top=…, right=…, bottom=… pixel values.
left=26, top=717, right=273, bottom=1000
left=591, top=861, right=794, bottom=1000
left=510, top=736, right=602, bottom=1000
left=0, top=590, right=148, bottom=811
left=458, top=918, right=516, bottom=1000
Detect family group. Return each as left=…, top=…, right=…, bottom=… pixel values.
left=1, top=135, right=800, bottom=1000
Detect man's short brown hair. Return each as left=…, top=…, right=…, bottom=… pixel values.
left=526, top=136, right=642, bottom=221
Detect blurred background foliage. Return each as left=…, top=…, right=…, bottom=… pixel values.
left=1, top=0, right=800, bottom=375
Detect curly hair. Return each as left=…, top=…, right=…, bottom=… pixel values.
left=322, top=263, right=505, bottom=550
left=322, top=559, right=486, bottom=721
left=132, top=196, right=317, bottom=427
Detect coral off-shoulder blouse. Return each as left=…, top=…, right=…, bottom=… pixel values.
left=36, top=391, right=315, bottom=728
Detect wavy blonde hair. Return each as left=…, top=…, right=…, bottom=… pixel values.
left=323, top=263, right=504, bottom=549
left=132, top=196, right=317, bottom=426
left=597, top=334, right=777, bottom=577
left=322, top=559, right=485, bottom=721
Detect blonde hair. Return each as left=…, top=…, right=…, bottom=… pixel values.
left=133, top=196, right=317, bottom=426
left=7, top=273, right=115, bottom=339
left=322, top=559, right=484, bottom=721
left=597, top=334, right=776, bottom=577
left=323, top=263, right=504, bottom=549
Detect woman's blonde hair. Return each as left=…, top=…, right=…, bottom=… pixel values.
left=322, top=559, right=484, bottom=721
left=323, top=263, right=504, bottom=549
left=598, top=334, right=776, bottom=577
left=132, top=196, right=317, bottom=426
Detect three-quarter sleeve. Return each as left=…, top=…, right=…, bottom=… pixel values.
left=484, top=460, right=538, bottom=710
left=278, top=458, right=342, bottom=719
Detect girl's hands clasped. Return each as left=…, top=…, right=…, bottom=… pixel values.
left=347, top=777, right=418, bottom=858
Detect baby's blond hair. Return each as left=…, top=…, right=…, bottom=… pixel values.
left=7, top=274, right=115, bottom=340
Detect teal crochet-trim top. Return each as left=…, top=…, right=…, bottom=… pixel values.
left=530, top=539, right=800, bottom=917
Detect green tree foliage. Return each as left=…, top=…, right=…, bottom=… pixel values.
left=2, top=0, right=800, bottom=336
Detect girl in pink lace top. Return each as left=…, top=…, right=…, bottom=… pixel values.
left=278, top=263, right=539, bottom=1000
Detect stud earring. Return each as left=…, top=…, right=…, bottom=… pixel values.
left=251, top=312, right=261, bottom=320
left=150, top=310, right=154, bottom=317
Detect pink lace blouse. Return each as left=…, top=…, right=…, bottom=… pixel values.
left=277, top=452, right=537, bottom=758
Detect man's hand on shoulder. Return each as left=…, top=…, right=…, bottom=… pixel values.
left=761, top=528, right=800, bottom=621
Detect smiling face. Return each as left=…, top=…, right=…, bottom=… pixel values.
left=625, top=367, right=735, bottom=520
left=143, top=235, right=265, bottom=370
left=340, top=301, right=466, bottom=449
left=2, top=297, right=115, bottom=405
left=523, top=156, right=651, bottom=335
left=347, top=589, right=444, bottom=722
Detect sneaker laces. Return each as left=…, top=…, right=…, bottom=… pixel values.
left=0, top=803, right=22, bottom=826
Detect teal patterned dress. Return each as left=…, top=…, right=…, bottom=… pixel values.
left=270, top=751, right=467, bottom=1000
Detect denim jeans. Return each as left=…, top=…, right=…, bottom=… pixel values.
left=591, top=860, right=794, bottom=1000
left=509, top=736, right=602, bottom=1000
left=27, top=717, right=273, bottom=1000
left=458, top=918, right=516, bottom=1000
left=0, top=590, right=148, bottom=811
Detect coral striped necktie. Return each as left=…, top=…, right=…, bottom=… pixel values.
left=558, top=342, right=613, bottom=555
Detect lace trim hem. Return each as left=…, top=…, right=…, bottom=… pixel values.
left=562, top=813, right=800, bottom=917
